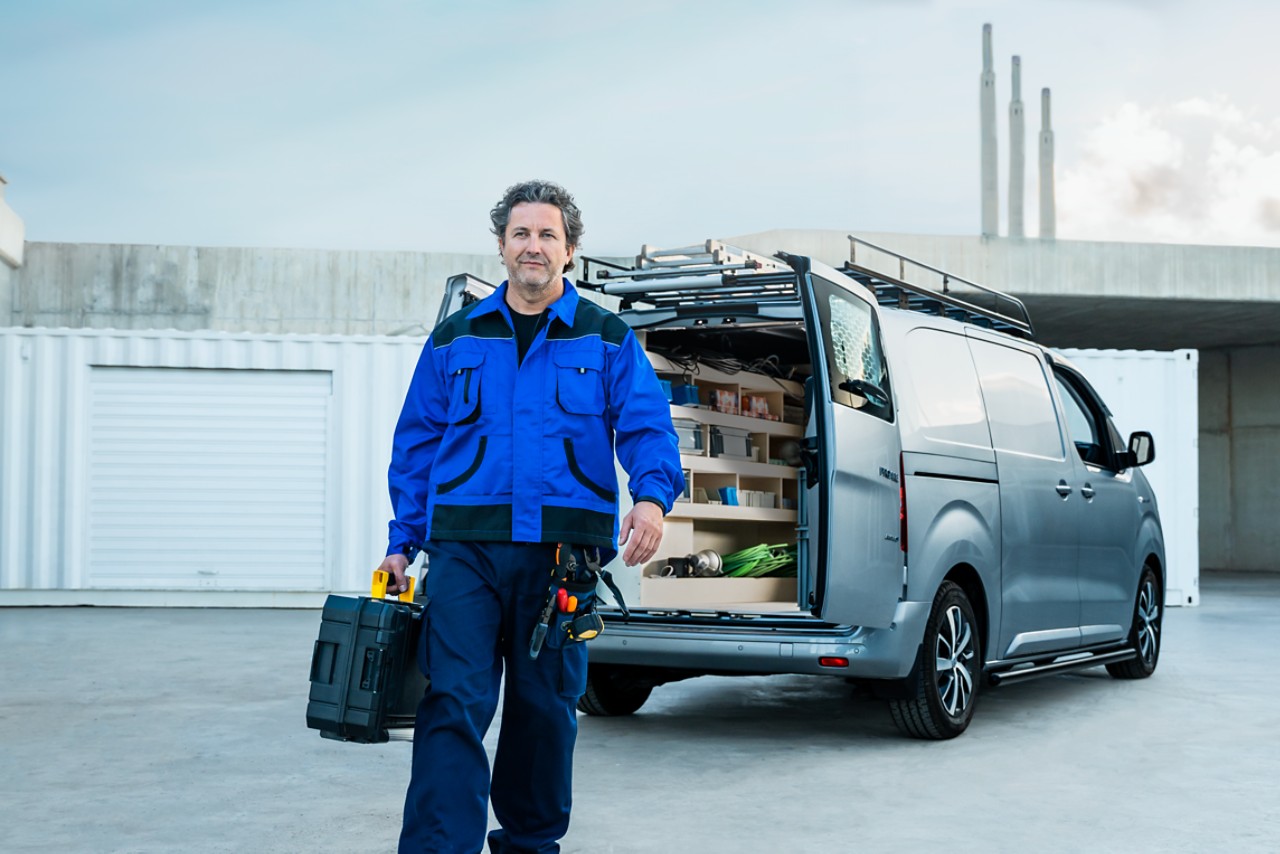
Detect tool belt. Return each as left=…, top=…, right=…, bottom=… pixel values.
left=528, top=544, right=630, bottom=659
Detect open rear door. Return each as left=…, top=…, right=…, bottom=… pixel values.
left=436, top=274, right=497, bottom=328
left=796, top=258, right=904, bottom=628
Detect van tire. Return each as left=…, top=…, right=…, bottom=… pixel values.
left=889, top=582, right=980, bottom=740
left=577, top=664, right=654, bottom=716
left=1107, top=566, right=1161, bottom=679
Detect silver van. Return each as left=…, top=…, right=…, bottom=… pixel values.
left=444, top=238, right=1164, bottom=739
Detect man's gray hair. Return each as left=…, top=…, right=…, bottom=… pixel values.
left=490, top=180, right=584, bottom=272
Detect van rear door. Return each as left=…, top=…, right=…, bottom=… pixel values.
left=436, top=274, right=497, bottom=327
left=797, top=260, right=904, bottom=628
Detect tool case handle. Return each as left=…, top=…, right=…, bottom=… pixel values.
left=371, top=569, right=415, bottom=602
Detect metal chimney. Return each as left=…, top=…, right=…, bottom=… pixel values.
left=1008, top=57, right=1025, bottom=238
left=980, top=24, right=999, bottom=237
left=1039, top=87, right=1056, bottom=239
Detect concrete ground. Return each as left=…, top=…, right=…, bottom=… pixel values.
left=2, top=572, right=1277, bottom=854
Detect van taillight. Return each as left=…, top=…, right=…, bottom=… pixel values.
left=819, top=656, right=849, bottom=668
left=899, top=452, right=907, bottom=552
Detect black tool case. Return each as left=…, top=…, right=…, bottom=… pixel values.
left=306, top=594, right=428, bottom=744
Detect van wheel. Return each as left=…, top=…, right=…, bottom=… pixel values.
left=889, top=582, right=980, bottom=740
left=1107, top=566, right=1161, bottom=679
left=577, top=664, right=653, bottom=716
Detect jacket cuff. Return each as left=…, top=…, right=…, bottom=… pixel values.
left=635, top=496, right=669, bottom=514
left=386, top=542, right=420, bottom=563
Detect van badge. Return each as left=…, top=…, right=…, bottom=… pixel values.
left=878, top=467, right=899, bottom=483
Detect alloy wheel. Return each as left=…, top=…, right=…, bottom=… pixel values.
left=1136, top=577, right=1160, bottom=668
left=935, top=604, right=976, bottom=716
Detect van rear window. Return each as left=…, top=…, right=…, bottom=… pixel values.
left=811, top=276, right=893, bottom=422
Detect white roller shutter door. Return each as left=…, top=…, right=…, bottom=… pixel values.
left=87, top=367, right=330, bottom=589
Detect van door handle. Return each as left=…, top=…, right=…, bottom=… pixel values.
left=1081, top=484, right=1096, bottom=500
left=1055, top=480, right=1072, bottom=497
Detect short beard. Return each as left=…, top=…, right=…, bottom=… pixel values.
left=510, top=265, right=558, bottom=294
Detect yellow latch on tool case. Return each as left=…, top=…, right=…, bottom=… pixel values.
left=371, top=570, right=415, bottom=602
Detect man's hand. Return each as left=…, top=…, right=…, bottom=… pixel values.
left=376, top=553, right=411, bottom=594
left=618, top=501, right=664, bottom=566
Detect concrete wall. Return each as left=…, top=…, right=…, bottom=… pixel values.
left=1222, top=345, right=1280, bottom=571
left=1198, top=350, right=1231, bottom=569
left=7, top=243, right=509, bottom=335
left=1196, top=345, right=1280, bottom=572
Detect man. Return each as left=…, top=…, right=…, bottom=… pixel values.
left=377, top=180, right=684, bottom=853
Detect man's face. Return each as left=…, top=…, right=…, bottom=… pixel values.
left=499, top=202, right=575, bottom=295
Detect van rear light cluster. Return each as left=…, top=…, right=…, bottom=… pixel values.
left=819, top=656, right=849, bottom=668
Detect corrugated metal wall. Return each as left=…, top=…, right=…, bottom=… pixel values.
left=1062, top=349, right=1200, bottom=606
left=0, top=328, right=424, bottom=605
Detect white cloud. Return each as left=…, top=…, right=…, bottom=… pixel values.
left=1058, top=97, right=1280, bottom=247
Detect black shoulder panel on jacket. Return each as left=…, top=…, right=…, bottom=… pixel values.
left=432, top=302, right=513, bottom=347
left=547, top=298, right=630, bottom=346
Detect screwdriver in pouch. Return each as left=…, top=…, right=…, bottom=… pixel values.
left=528, top=588, right=557, bottom=659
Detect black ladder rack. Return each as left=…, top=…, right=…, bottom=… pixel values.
left=844, top=236, right=1035, bottom=339
left=579, top=240, right=800, bottom=311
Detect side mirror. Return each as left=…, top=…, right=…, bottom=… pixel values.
left=1125, top=431, right=1155, bottom=468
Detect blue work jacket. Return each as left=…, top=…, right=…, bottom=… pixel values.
left=387, top=279, right=684, bottom=557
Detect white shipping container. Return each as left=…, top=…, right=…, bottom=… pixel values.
left=1060, top=349, right=1199, bottom=606
left=0, top=327, right=426, bottom=606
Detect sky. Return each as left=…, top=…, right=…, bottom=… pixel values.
left=5, top=0, right=1280, bottom=256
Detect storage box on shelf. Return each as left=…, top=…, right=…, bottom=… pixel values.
left=639, top=350, right=805, bottom=609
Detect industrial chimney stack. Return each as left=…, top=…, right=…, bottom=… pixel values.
left=1008, top=57, right=1025, bottom=238
left=979, top=24, right=999, bottom=238
left=1039, top=87, right=1056, bottom=239
left=979, top=25, right=1055, bottom=240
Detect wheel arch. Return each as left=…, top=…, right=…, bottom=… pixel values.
left=1132, top=512, right=1166, bottom=588
left=942, top=563, right=989, bottom=667
left=1143, top=551, right=1165, bottom=602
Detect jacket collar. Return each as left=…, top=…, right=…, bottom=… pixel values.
left=473, top=278, right=580, bottom=329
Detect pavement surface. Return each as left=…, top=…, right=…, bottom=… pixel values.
left=2, top=571, right=1278, bottom=853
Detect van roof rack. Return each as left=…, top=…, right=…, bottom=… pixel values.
left=579, top=237, right=1035, bottom=339
left=843, top=235, right=1035, bottom=338
left=579, top=240, right=799, bottom=312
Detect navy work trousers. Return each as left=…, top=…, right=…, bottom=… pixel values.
left=399, top=540, right=590, bottom=854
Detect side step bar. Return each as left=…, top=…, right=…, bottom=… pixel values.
left=987, top=648, right=1136, bottom=686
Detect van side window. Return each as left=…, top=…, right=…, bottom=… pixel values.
left=811, top=276, right=893, bottom=422
left=968, top=339, right=1064, bottom=460
left=1054, top=369, right=1117, bottom=468
left=899, top=328, right=990, bottom=450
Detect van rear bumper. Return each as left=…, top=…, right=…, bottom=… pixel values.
left=590, top=599, right=932, bottom=680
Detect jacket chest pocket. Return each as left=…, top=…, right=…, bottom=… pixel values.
left=555, top=350, right=606, bottom=416
left=446, top=351, right=484, bottom=425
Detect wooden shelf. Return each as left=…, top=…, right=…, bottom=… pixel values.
left=668, top=405, right=802, bottom=438
left=667, top=504, right=798, bottom=522
left=680, top=454, right=799, bottom=478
